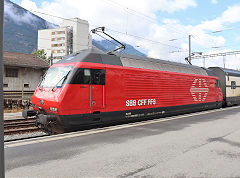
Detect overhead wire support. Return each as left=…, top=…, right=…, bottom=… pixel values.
left=102, top=0, right=189, bottom=36
left=91, top=27, right=126, bottom=54
left=30, top=10, right=185, bottom=51
left=190, top=50, right=240, bottom=59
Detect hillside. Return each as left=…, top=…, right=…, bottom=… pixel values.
left=4, top=0, right=57, bottom=54
left=3, top=0, right=145, bottom=56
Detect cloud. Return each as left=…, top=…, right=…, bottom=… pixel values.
left=221, top=5, right=240, bottom=23
left=198, top=5, right=240, bottom=31
left=4, top=0, right=38, bottom=26
left=18, top=0, right=197, bottom=59
left=211, top=0, right=218, bottom=4
left=18, top=0, right=240, bottom=69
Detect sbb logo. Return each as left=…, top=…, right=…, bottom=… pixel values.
left=190, top=79, right=209, bottom=102
left=126, top=100, right=137, bottom=107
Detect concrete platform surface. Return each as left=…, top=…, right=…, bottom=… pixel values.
left=5, top=106, right=240, bottom=177
left=4, top=112, right=22, bottom=120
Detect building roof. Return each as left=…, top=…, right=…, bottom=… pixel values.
left=3, top=51, right=49, bottom=69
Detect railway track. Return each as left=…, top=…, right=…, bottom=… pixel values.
left=4, top=117, right=40, bottom=135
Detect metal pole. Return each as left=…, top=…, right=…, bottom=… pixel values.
left=50, top=53, right=53, bottom=66
left=203, top=57, right=205, bottom=68
left=223, top=55, right=226, bottom=68
left=0, top=0, right=5, bottom=177
left=189, top=35, right=191, bottom=65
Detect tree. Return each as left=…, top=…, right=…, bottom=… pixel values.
left=32, top=49, right=50, bottom=64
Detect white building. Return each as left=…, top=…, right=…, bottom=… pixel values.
left=38, top=18, right=92, bottom=63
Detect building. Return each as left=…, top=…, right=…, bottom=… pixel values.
left=38, top=18, right=92, bottom=63
left=3, top=51, right=49, bottom=101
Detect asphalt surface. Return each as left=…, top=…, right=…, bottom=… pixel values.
left=5, top=106, right=240, bottom=177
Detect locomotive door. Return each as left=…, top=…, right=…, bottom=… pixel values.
left=89, top=68, right=106, bottom=111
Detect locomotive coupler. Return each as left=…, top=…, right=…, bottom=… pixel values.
left=37, top=114, right=57, bottom=125
left=22, top=109, right=37, bottom=119
left=36, top=114, right=59, bottom=134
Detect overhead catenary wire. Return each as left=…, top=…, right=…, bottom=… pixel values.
left=24, top=5, right=240, bottom=58
left=102, top=0, right=189, bottom=36
left=4, top=31, right=92, bottom=48
left=190, top=50, right=240, bottom=59
left=94, top=32, right=121, bottom=48
left=29, top=9, right=186, bottom=51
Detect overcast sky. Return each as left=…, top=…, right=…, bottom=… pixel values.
left=10, top=0, right=240, bottom=69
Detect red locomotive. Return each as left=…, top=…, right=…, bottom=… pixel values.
left=22, top=48, right=227, bottom=134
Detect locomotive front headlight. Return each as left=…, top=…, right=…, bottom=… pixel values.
left=49, top=107, right=58, bottom=112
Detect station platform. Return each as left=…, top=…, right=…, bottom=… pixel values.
left=5, top=106, right=240, bottom=177
left=4, top=112, right=22, bottom=120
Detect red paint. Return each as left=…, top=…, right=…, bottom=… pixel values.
left=32, top=62, right=223, bottom=116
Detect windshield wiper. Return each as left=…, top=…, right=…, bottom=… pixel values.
left=51, top=71, right=71, bottom=91
left=39, top=73, right=47, bottom=91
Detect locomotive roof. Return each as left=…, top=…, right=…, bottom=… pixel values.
left=57, top=48, right=209, bottom=76
left=209, top=67, right=240, bottom=77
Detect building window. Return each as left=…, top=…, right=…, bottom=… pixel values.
left=52, top=44, right=58, bottom=47
left=57, top=31, right=65, bottom=34
left=57, top=37, right=65, bottom=40
left=24, top=83, right=30, bottom=88
left=6, top=68, right=18, bottom=78
left=52, top=32, right=55, bottom=35
left=51, top=38, right=55, bottom=41
left=58, top=43, right=64, bottom=46
left=3, top=84, right=8, bottom=87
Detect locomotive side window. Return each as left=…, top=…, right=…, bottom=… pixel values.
left=70, top=68, right=105, bottom=85
left=71, top=68, right=90, bottom=84
left=231, top=81, right=236, bottom=89
left=91, top=69, right=105, bottom=85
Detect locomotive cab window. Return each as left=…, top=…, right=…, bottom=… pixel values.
left=231, top=81, right=236, bottom=89
left=39, top=65, right=73, bottom=88
left=91, top=69, right=105, bottom=85
left=71, top=68, right=90, bottom=84
left=71, top=68, right=105, bottom=85
left=83, top=69, right=91, bottom=84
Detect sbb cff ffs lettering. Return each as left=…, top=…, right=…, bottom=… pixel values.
left=126, top=99, right=156, bottom=107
